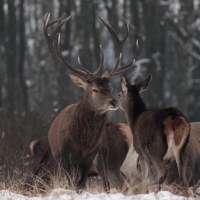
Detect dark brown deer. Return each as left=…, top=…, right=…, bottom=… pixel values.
left=117, top=75, right=190, bottom=192
left=165, top=122, right=200, bottom=188
left=41, top=13, right=137, bottom=191
left=136, top=122, right=200, bottom=190
left=29, top=122, right=133, bottom=190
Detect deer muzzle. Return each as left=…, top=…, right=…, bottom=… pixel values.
left=109, top=99, right=118, bottom=110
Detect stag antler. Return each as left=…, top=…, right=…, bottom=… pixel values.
left=43, top=12, right=104, bottom=79
left=77, top=45, right=104, bottom=77
left=99, top=17, right=138, bottom=79
left=43, top=13, right=137, bottom=80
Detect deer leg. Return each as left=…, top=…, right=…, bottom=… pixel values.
left=58, top=154, right=73, bottom=185
left=55, top=149, right=78, bottom=188
left=107, top=170, right=126, bottom=191
left=179, top=146, right=188, bottom=188
left=171, top=140, right=188, bottom=188
left=139, top=158, right=149, bottom=193
left=97, top=137, right=110, bottom=192
left=76, top=162, right=93, bottom=191
left=172, top=146, right=181, bottom=177
left=77, top=150, right=98, bottom=191
left=151, top=158, right=167, bottom=191
left=163, top=133, right=173, bottom=165
left=98, top=148, right=110, bottom=192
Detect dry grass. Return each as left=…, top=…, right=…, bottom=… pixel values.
left=0, top=157, right=199, bottom=198
left=0, top=112, right=199, bottom=198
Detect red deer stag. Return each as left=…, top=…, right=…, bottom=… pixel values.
left=30, top=122, right=133, bottom=190
left=42, top=13, right=137, bottom=191
left=117, top=75, right=190, bottom=192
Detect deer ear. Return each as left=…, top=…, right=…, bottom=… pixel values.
left=101, top=69, right=109, bottom=78
left=121, top=75, right=128, bottom=93
left=69, top=73, right=88, bottom=89
left=136, top=75, right=152, bottom=93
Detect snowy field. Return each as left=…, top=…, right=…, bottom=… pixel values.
left=0, top=189, right=196, bottom=200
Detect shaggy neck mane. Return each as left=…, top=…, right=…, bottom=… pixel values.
left=75, top=94, right=107, bottom=129
left=69, top=94, right=107, bottom=154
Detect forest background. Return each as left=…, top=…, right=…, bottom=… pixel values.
left=0, top=0, right=199, bottom=175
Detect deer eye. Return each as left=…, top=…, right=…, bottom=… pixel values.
left=92, top=89, right=98, bottom=93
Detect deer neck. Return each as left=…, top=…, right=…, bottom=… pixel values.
left=125, top=95, right=146, bottom=128
left=77, top=95, right=106, bottom=122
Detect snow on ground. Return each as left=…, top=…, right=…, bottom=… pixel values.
left=0, top=189, right=195, bottom=200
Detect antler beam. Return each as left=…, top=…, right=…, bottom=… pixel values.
left=99, top=17, right=138, bottom=79
left=44, top=12, right=98, bottom=79
left=43, top=13, right=137, bottom=80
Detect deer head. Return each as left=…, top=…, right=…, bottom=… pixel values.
left=43, top=13, right=138, bottom=114
left=117, top=75, right=152, bottom=112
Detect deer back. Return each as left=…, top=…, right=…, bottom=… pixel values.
left=133, top=108, right=189, bottom=160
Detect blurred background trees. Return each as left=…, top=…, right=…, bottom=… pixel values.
left=0, top=0, right=200, bottom=169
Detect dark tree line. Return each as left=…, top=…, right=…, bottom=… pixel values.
left=0, top=0, right=200, bottom=123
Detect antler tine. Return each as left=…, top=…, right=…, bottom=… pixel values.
left=57, top=33, right=90, bottom=78
left=43, top=13, right=67, bottom=67
left=113, top=60, right=135, bottom=76
left=77, top=45, right=104, bottom=78
left=44, top=13, right=67, bottom=29
left=43, top=13, right=68, bottom=40
left=112, top=39, right=139, bottom=76
left=134, top=39, right=139, bottom=60
left=107, top=53, right=122, bottom=79
left=99, top=17, right=130, bottom=79
left=93, top=45, right=104, bottom=77
left=43, top=13, right=91, bottom=79
left=99, top=17, right=129, bottom=53
left=77, top=57, right=94, bottom=78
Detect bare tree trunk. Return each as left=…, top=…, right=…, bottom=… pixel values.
left=141, top=0, right=165, bottom=108
left=91, top=2, right=100, bottom=68
left=79, top=1, right=92, bottom=69
left=103, top=0, right=119, bottom=57
left=178, top=0, right=196, bottom=120
left=0, top=0, right=4, bottom=108
left=56, top=0, right=74, bottom=109
left=5, top=0, right=17, bottom=114
left=130, top=0, right=140, bottom=42
left=18, top=0, right=28, bottom=111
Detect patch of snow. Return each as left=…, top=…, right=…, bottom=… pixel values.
left=179, top=27, right=188, bottom=37
left=192, top=39, right=200, bottom=49
left=193, top=0, right=200, bottom=10
left=61, top=50, right=70, bottom=57
left=169, top=0, right=180, bottom=15
left=129, top=58, right=151, bottom=83
left=39, top=60, right=46, bottom=67
left=160, top=0, right=170, bottom=6
left=26, top=80, right=33, bottom=87
left=0, top=189, right=195, bottom=200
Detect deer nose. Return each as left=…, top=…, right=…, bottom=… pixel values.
left=110, top=99, right=117, bottom=108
